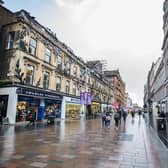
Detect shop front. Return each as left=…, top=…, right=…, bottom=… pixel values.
left=16, top=87, right=63, bottom=123
left=62, top=97, right=81, bottom=120
left=91, top=102, right=101, bottom=118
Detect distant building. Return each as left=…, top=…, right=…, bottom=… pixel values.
left=104, top=70, right=125, bottom=106
left=87, top=60, right=103, bottom=75
left=125, top=92, right=132, bottom=108
left=162, top=0, right=168, bottom=112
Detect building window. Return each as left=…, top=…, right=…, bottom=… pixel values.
left=25, top=65, right=34, bottom=85
left=73, top=66, right=77, bottom=76
left=29, top=38, right=37, bottom=55
left=65, top=61, right=70, bottom=75
left=65, top=80, right=70, bottom=94
left=72, top=83, right=76, bottom=95
left=57, top=55, right=62, bottom=70
left=43, top=72, right=50, bottom=89
left=6, top=32, right=15, bottom=49
left=80, top=68, right=84, bottom=79
left=56, top=76, right=61, bottom=91
left=45, top=48, right=51, bottom=63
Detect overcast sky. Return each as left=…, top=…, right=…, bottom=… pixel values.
left=4, top=0, right=164, bottom=106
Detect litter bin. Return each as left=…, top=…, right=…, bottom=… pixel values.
left=157, top=118, right=166, bottom=131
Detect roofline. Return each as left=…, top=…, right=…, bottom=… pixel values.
left=0, top=5, right=13, bottom=14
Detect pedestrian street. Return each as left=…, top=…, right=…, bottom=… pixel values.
left=0, top=115, right=166, bottom=168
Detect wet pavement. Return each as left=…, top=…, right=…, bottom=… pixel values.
left=0, top=115, right=164, bottom=168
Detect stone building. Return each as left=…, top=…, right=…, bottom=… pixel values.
left=144, top=57, right=165, bottom=129
left=162, top=0, right=168, bottom=113
left=104, top=70, right=125, bottom=107
left=0, top=6, right=114, bottom=124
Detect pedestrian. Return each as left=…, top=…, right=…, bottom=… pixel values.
left=101, top=111, right=106, bottom=127
left=118, top=108, right=122, bottom=125
left=122, top=110, right=127, bottom=123
left=105, top=112, right=111, bottom=129
left=27, top=111, right=35, bottom=126
left=158, top=111, right=166, bottom=130
left=138, top=110, right=142, bottom=119
left=131, top=111, right=135, bottom=120
left=114, top=111, right=120, bottom=130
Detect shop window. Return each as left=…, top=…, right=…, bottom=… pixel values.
left=65, top=80, right=70, bottom=94
left=45, top=48, right=51, bottom=63
left=6, top=32, right=15, bottom=49
left=57, top=55, right=62, bottom=70
left=29, top=38, right=37, bottom=55
left=25, top=65, right=34, bottom=85
left=72, top=83, right=76, bottom=95
left=43, top=72, right=50, bottom=89
left=16, top=97, right=39, bottom=122
left=56, top=76, right=61, bottom=91
left=65, top=103, right=81, bottom=119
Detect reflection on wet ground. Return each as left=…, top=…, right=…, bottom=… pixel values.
left=0, top=115, right=162, bottom=168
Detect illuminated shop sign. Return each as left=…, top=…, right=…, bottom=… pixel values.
left=16, top=88, right=63, bottom=99
left=65, top=97, right=80, bottom=103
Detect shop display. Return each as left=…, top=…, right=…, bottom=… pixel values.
left=65, top=103, right=80, bottom=119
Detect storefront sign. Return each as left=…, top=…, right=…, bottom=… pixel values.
left=70, top=98, right=80, bottom=104
left=16, top=88, right=63, bottom=100
left=65, top=97, right=80, bottom=104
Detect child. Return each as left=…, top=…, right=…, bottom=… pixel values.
left=105, top=114, right=111, bottom=128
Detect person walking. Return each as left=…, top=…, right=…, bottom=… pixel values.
left=138, top=110, right=142, bottom=119
left=122, top=110, right=127, bottom=124
left=131, top=110, right=135, bottom=121
left=101, top=111, right=106, bottom=127
left=119, top=108, right=123, bottom=125
left=158, top=111, right=166, bottom=130
left=105, top=112, right=111, bottom=129
left=27, top=111, right=35, bottom=126
left=114, top=111, right=120, bottom=130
